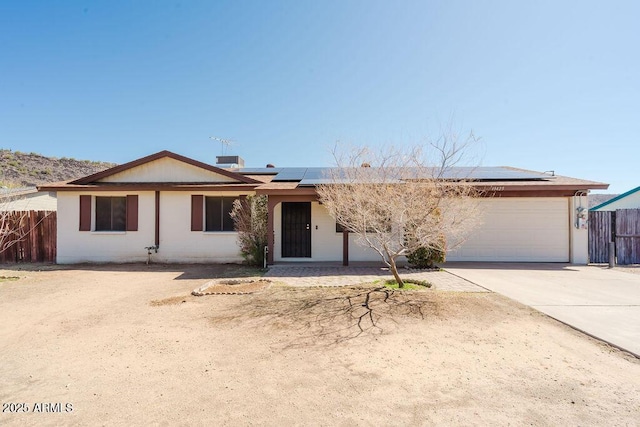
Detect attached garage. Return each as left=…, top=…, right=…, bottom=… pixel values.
left=447, top=198, right=570, bottom=262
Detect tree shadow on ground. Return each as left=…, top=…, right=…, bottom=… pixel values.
left=208, top=285, right=444, bottom=349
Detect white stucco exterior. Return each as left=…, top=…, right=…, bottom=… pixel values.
left=273, top=201, right=381, bottom=263
left=58, top=191, right=590, bottom=265
left=99, top=157, right=237, bottom=183
left=272, top=197, right=588, bottom=264
left=56, top=191, right=247, bottom=264
left=0, top=191, right=57, bottom=211
left=569, top=195, right=590, bottom=264
left=57, top=191, right=156, bottom=263
left=155, top=191, right=245, bottom=263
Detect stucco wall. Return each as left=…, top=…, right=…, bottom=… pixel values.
left=0, top=191, right=57, bottom=211
left=57, top=191, right=247, bottom=264
left=99, top=157, right=237, bottom=183
left=271, top=197, right=588, bottom=264
left=273, top=201, right=383, bottom=263
left=154, top=191, right=244, bottom=263
left=570, top=196, right=589, bottom=264
left=57, top=191, right=156, bottom=263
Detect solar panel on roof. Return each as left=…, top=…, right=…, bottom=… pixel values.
left=271, top=168, right=308, bottom=181
left=460, top=167, right=550, bottom=180
left=240, top=165, right=553, bottom=184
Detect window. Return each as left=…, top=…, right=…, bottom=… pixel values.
left=95, top=197, right=126, bottom=231
left=79, top=195, right=138, bottom=232
left=205, top=197, right=236, bottom=231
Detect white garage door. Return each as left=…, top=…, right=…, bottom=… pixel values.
left=447, top=198, right=570, bottom=262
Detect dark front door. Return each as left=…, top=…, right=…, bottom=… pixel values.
left=282, top=202, right=311, bottom=257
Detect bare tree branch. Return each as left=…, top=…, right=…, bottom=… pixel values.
left=317, top=130, right=483, bottom=287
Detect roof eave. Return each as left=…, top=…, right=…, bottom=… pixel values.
left=38, top=182, right=260, bottom=192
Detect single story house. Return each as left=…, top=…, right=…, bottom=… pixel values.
left=39, top=150, right=608, bottom=264
left=590, top=186, right=640, bottom=211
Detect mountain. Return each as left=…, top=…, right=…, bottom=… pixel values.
left=0, top=149, right=116, bottom=187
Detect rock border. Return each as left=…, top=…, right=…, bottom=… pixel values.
left=191, top=278, right=272, bottom=296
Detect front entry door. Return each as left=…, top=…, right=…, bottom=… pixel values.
left=282, top=202, right=311, bottom=257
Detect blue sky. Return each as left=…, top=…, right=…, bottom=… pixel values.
left=1, top=1, right=638, bottom=193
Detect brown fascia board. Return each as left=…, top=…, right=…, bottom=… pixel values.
left=69, top=150, right=260, bottom=185
left=252, top=178, right=608, bottom=198
left=38, top=182, right=260, bottom=192
left=474, top=181, right=609, bottom=192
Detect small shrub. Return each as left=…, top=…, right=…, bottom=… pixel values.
left=406, top=246, right=445, bottom=269
left=383, top=278, right=432, bottom=289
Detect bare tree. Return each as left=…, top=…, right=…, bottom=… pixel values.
left=317, top=133, right=482, bottom=287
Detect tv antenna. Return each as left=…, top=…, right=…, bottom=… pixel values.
left=209, top=136, right=236, bottom=155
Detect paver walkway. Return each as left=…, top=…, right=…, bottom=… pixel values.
left=264, top=264, right=487, bottom=292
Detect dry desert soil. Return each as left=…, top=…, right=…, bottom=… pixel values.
left=1, top=264, right=639, bottom=426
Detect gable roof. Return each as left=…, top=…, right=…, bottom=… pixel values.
left=590, top=186, right=640, bottom=211
left=70, top=150, right=260, bottom=185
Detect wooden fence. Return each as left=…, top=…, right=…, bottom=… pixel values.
left=0, top=211, right=56, bottom=263
left=589, top=209, right=640, bottom=265
left=616, top=209, right=640, bottom=265
left=588, top=211, right=613, bottom=263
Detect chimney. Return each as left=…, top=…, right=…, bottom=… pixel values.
left=215, top=155, right=245, bottom=168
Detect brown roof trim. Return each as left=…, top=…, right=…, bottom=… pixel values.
left=39, top=183, right=259, bottom=192
left=70, top=150, right=260, bottom=185
left=474, top=183, right=609, bottom=192
left=480, top=190, right=590, bottom=197
left=254, top=182, right=608, bottom=197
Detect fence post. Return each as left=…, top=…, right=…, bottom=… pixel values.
left=608, top=241, right=615, bottom=268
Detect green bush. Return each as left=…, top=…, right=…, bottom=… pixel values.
left=406, top=246, right=445, bottom=269
left=230, top=195, right=268, bottom=267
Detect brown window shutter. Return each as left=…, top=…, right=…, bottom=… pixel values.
left=79, top=195, right=91, bottom=231
left=126, top=195, right=138, bottom=231
left=191, top=195, right=203, bottom=231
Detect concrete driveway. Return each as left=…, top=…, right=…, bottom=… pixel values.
left=442, top=263, right=640, bottom=357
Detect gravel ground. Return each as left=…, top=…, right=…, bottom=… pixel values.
left=1, top=264, right=639, bottom=426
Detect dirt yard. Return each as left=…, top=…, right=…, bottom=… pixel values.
left=1, top=264, right=639, bottom=426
